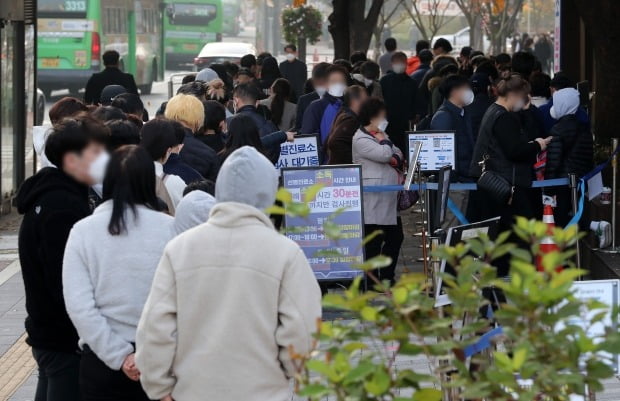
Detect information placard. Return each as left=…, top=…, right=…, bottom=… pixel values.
left=407, top=131, right=456, bottom=172
left=276, top=135, right=320, bottom=170
left=282, top=166, right=365, bottom=281
left=569, top=280, right=620, bottom=373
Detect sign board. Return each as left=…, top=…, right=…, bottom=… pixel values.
left=569, top=280, right=620, bottom=373
left=407, top=131, right=456, bottom=172
left=276, top=135, right=320, bottom=170
left=282, top=165, right=365, bottom=281
left=435, top=217, right=502, bottom=307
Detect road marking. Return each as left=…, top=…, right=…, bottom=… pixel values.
left=0, top=334, right=36, bottom=401
left=0, top=260, right=20, bottom=287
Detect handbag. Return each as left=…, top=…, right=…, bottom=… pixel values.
left=476, top=155, right=515, bottom=205
left=395, top=168, right=419, bottom=211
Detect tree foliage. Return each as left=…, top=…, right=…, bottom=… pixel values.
left=274, top=186, right=620, bottom=400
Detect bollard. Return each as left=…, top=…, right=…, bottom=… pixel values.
left=569, top=173, right=582, bottom=271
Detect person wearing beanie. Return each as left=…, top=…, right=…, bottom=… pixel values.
left=136, top=146, right=322, bottom=401
left=173, top=190, right=216, bottom=234
left=195, top=67, right=219, bottom=83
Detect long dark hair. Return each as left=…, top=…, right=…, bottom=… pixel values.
left=218, top=114, right=266, bottom=162
left=102, top=145, right=160, bottom=235
left=269, top=78, right=291, bottom=128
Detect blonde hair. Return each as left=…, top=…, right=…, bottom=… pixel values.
left=164, top=94, right=205, bottom=133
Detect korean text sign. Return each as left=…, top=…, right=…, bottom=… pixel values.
left=407, top=131, right=455, bottom=171
left=276, top=135, right=320, bottom=169
left=282, top=166, right=365, bottom=281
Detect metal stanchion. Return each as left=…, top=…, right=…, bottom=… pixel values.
left=569, top=173, right=582, bottom=271
left=602, top=138, right=619, bottom=254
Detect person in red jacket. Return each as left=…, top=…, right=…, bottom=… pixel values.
left=406, top=40, right=430, bottom=76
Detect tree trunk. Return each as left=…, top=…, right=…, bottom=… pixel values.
left=328, top=0, right=385, bottom=59
left=329, top=0, right=351, bottom=60
left=572, top=0, right=620, bottom=142
left=298, top=37, right=307, bottom=63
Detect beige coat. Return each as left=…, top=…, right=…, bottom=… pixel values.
left=135, top=202, right=321, bottom=401
left=352, top=128, right=403, bottom=225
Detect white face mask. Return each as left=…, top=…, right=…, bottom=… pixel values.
left=512, top=99, right=526, bottom=112
left=328, top=83, right=346, bottom=98
left=392, top=63, right=406, bottom=74
left=285, top=53, right=296, bottom=61
left=315, top=86, right=327, bottom=97
left=88, top=151, right=109, bottom=185
left=377, top=119, right=389, bottom=132
left=462, top=89, right=475, bottom=106
left=549, top=106, right=557, bottom=120
left=363, top=78, right=373, bottom=87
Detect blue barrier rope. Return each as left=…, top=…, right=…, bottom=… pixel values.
left=448, top=198, right=470, bottom=225
left=363, top=144, right=619, bottom=226
left=463, top=326, right=504, bottom=358
left=362, top=178, right=570, bottom=193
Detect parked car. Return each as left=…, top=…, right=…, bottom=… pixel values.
left=194, top=42, right=256, bottom=70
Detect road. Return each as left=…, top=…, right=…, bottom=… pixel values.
left=42, top=27, right=259, bottom=124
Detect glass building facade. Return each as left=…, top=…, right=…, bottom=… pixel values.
left=0, top=1, right=37, bottom=213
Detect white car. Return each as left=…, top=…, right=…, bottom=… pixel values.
left=432, top=27, right=491, bottom=54
left=194, top=42, right=256, bottom=70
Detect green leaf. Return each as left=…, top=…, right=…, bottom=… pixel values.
left=304, top=183, right=325, bottom=202
left=306, top=359, right=331, bottom=375
left=364, top=368, right=391, bottom=396
left=343, top=361, right=375, bottom=384
left=412, top=388, right=442, bottom=401
left=298, top=383, right=331, bottom=397
left=362, top=229, right=384, bottom=246
left=275, top=187, right=292, bottom=203
left=354, top=255, right=392, bottom=271
left=360, top=306, right=379, bottom=321
left=512, top=347, right=528, bottom=370
left=393, top=287, right=408, bottom=305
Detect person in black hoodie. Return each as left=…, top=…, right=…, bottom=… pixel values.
left=17, top=115, right=109, bottom=401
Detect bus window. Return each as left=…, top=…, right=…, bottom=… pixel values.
left=165, top=4, right=217, bottom=26
left=38, top=0, right=87, bottom=17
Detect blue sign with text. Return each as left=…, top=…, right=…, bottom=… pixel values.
left=282, top=166, right=365, bottom=281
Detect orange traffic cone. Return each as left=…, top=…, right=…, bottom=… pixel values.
left=536, top=205, right=561, bottom=272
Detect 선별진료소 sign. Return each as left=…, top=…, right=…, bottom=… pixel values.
left=282, top=165, right=365, bottom=281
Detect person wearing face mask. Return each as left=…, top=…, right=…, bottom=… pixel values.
left=327, top=85, right=368, bottom=164
left=62, top=145, right=175, bottom=401
left=295, top=62, right=331, bottom=131
left=140, top=119, right=187, bottom=214
left=431, top=75, right=475, bottom=180
left=300, top=66, right=349, bottom=156
left=430, top=74, right=476, bottom=229
left=16, top=115, right=109, bottom=401
left=352, top=61, right=383, bottom=99
left=544, top=88, right=593, bottom=227
left=469, top=74, right=551, bottom=277
left=278, top=44, right=307, bottom=103
left=379, top=52, right=418, bottom=154
left=352, top=97, right=404, bottom=285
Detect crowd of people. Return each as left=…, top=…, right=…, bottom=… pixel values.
left=19, top=34, right=593, bottom=400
